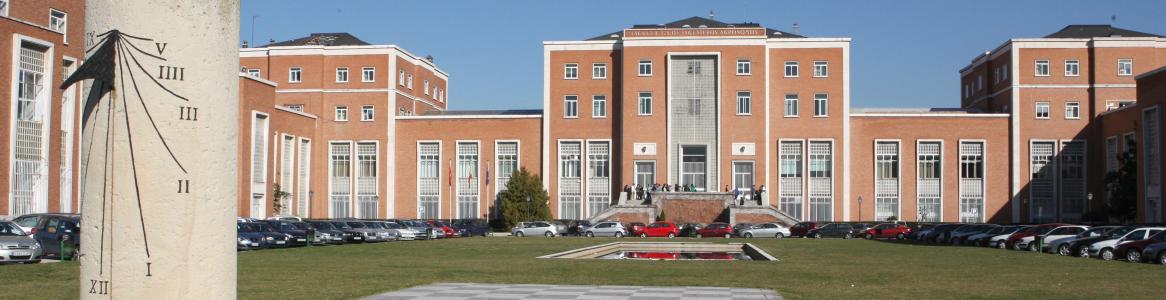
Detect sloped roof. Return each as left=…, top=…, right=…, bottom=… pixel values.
left=586, top=16, right=804, bottom=41
left=1043, top=25, right=1162, bottom=38
left=263, top=33, right=370, bottom=47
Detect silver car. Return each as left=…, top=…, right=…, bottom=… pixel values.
left=0, top=221, right=41, bottom=264
left=583, top=222, right=627, bottom=238
left=381, top=221, right=417, bottom=241
left=738, top=223, right=791, bottom=239
left=512, top=221, right=560, bottom=237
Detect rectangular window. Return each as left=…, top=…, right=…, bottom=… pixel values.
left=335, top=67, right=348, bottom=83
left=680, top=145, right=708, bottom=192
left=1106, top=100, right=1136, bottom=111
left=284, top=104, right=304, bottom=112
left=736, top=91, right=751, bottom=115
left=360, top=105, right=374, bottom=121
left=587, top=141, right=611, bottom=217
left=638, top=60, right=652, bottom=76
left=784, top=61, right=799, bottom=77
left=279, top=135, right=295, bottom=215
left=496, top=142, right=519, bottom=193
left=0, top=1, right=9, bottom=17
left=361, top=67, right=375, bottom=82
left=808, top=141, right=833, bottom=221
left=1035, top=102, right=1050, bottom=119
left=592, top=95, right=606, bottom=118
left=1118, top=59, right=1133, bottom=76
left=564, top=95, right=578, bottom=118
left=251, top=114, right=269, bottom=184
left=1035, top=60, right=1050, bottom=76
left=977, top=75, right=983, bottom=91
left=1060, top=141, right=1086, bottom=221
left=398, top=70, right=405, bottom=86
left=875, top=141, right=900, bottom=221
left=456, top=142, right=480, bottom=219
left=779, top=141, right=803, bottom=220
left=1065, top=102, right=1080, bottom=119
left=813, top=61, right=828, bottom=77
left=247, top=69, right=260, bottom=78
left=959, top=142, right=985, bottom=222
left=297, top=139, right=311, bottom=217
left=417, top=142, right=440, bottom=219
left=1065, top=60, right=1079, bottom=76
left=329, top=143, right=352, bottom=218
left=407, top=74, right=413, bottom=89
left=634, top=161, right=656, bottom=188
left=1107, top=136, right=1119, bottom=173
left=564, top=63, right=578, bottom=79
left=638, top=92, right=652, bottom=115
left=288, top=67, right=302, bottom=83
left=424, top=80, right=430, bottom=95
left=355, top=142, right=378, bottom=219
left=49, top=10, right=66, bottom=34
left=335, top=106, right=348, bottom=121
left=592, top=63, right=607, bottom=79
left=732, top=161, right=755, bottom=200
left=1030, top=141, right=1056, bottom=223
left=784, top=94, right=799, bottom=117
left=736, top=59, right=751, bottom=75
left=917, top=141, right=942, bottom=222
left=1002, top=63, right=1009, bottom=81
left=813, top=93, right=828, bottom=117
left=559, top=142, right=582, bottom=219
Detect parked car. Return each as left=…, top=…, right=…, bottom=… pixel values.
left=330, top=221, right=374, bottom=243
left=10, top=213, right=78, bottom=237
left=862, top=223, right=913, bottom=240
left=264, top=220, right=310, bottom=247
left=789, top=222, right=820, bottom=238
left=583, top=222, right=628, bottom=238
left=1115, top=230, right=1166, bottom=263
left=641, top=221, right=680, bottom=238
left=1065, top=226, right=1133, bottom=257
left=360, top=221, right=400, bottom=241
left=397, top=220, right=439, bottom=240
left=0, top=221, right=41, bottom=264
left=921, top=224, right=963, bottom=243
left=965, top=225, right=1008, bottom=246
left=305, top=220, right=349, bottom=244
left=253, top=222, right=293, bottom=248
left=1046, top=226, right=1116, bottom=255
left=677, top=223, right=703, bottom=238
left=512, top=221, right=561, bottom=237
left=565, top=220, right=592, bottom=237
left=739, top=223, right=791, bottom=239
left=1087, top=227, right=1164, bottom=260
left=908, top=224, right=937, bottom=241
left=1016, top=225, right=1088, bottom=252
left=851, top=223, right=873, bottom=235
left=1139, top=238, right=1166, bottom=265
left=31, top=214, right=81, bottom=259
left=731, top=223, right=755, bottom=237
left=696, top=222, right=733, bottom=238
left=1005, top=224, right=1067, bottom=250
left=382, top=221, right=417, bottom=241
left=236, top=222, right=267, bottom=250
left=427, top=220, right=457, bottom=238
left=807, top=223, right=855, bottom=239
left=453, top=219, right=491, bottom=237
left=627, top=222, right=647, bottom=237
left=948, top=224, right=997, bottom=245
left=986, top=225, right=1031, bottom=248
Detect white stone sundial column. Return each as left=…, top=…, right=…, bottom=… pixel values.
left=65, top=1, right=239, bottom=298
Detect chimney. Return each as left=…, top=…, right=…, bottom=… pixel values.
left=425, top=55, right=434, bottom=63
left=792, top=22, right=800, bottom=35
left=709, top=10, right=715, bottom=20
left=241, top=40, right=249, bottom=48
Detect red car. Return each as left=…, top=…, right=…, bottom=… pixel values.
left=695, top=222, right=733, bottom=238
left=862, top=223, right=912, bottom=240
left=1005, top=223, right=1067, bottom=250
left=640, top=221, right=679, bottom=238
left=1115, top=231, right=1166, bottom=263
left=427, top=220, right=457, bottom=238
left=789, top=222, right=820, bottom=238
left=627, top=222, right=647, bottom=237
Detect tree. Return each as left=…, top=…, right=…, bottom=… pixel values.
left=1105, top=141, right=1138, bottom=223
left=497, top=167, right=552, bottom=230
left=272, top=183, right=291, bottom=215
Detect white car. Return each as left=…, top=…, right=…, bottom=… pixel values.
left=512, top=221, right=560, bottom=237
left=966, top=225, right=1012, bottom=246
left=1017, top=225, right=1089, bottom=252
left=1047, top=226, right=1119, bottom=255
left=383, top=222, right=417, bottom=241
left=738, top=223, right=791, bottom=239
left=1088, top=227, right=1166, bottom=260
left=988, top=226, right=1031, bottom=249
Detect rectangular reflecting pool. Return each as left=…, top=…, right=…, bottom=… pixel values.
left=600, top=251, right=754, bottom=260
left=539, top=242, right=777, bottom=261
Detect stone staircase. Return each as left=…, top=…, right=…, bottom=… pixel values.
left=727, top=205, right=801, bottom=227
left=588, top=191, right=802, bottom=226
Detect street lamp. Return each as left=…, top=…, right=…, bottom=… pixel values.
left=526, top=195, right=533, bottom=221
left=858, top=196, right=863, bottom=221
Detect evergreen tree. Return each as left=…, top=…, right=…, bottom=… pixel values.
left=1105, top=141, right=1138, bottom=223
left=498, top=167, right=552, bottom=229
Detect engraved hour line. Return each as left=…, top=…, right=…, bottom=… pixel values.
left=116, top=43, right=153, bottom=259
left=180, top=106, right=198, bottom=121
left=118, top=40, right=189, bottom=174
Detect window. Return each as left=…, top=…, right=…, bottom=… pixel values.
left=1035, top=60, right=1049, bottom=76
left=1065, top=60, right=1079, bottom=76
left=563, top=95, right=578, bottom=118
left=455, top=142, right=480, bottom=219
left=247, top=69, right=260, bottom=78
left=736, top=91, right=751, bottom=115
left=329, top=143, right=352, bottom=218
left=813, top=61, right=828, bottom=77
left=1065, top=102, right=1080, bottom=119
left=1118, top=59, right=1133, bottom=76
left=423, top=80, right=430, bottom=95
left=288, top=67, right=302, bottom=83
left=361, top=67, right=375, bottom=82
left=496, top=142, right=519, bottom=193
left=779, top=141, right=803, bottom=219
left=813, top=93, right=828, bottom=117
left=917, top=141, right=942, bottom=222
left=736, top=59, right=751, bottom=75
left=960, top=140, right=987, bottom=223
left=1002, top=63, right=1009, bottom=81
left=680, top=145, right=708, bottom=191
left=335, top=67, right=348, bottom=83
left=398, top=70, right=405, bottom=86
left=784, top=61, right=799, bottom=77
left=407, top=74, right=413, bottom=89
left=587, top=141, right=612, bottom=217
left=784, top=94, right=799, bottom=117
left=638, top=92, right=652, bottom=115
left=296, top=138, right=311, bottom=217
left=417, top=142, right=440, bottom=219
left=251, top=114, right=269, bottom=184
left=49, top=10, right=66, bottom=34
left=732, top=162, right=755, bottom=200
left=592, top=63, right=607, bottom=79
left=559, top=142, right=582, bottom=219
left=874, top=141, right=900, bottom=221
left=638, top=60, right=652, bottom=76
left=1035, top=102, right=1050, bottom=119
left=634, top=161, right=655, bottom=188
left=360, top=105, right=374, bottom=121
left=0, top=1, right=8, bottom=17
left=335, top=106, right=348, bottom=121
left=355, top=142, right=378, bottom=219
left=592, top=95, right=606, bottom=118
left=284, top=104, right=303, bottom=112
left=1029, top=141, right=1056, bottom=222
left=977, top=75, right=983, bottom=91
left=807, top=141, right=833, bottom=221
left=564, top=63, right=578, bottom=79
left=1107, top=136, right=1119, bottom=173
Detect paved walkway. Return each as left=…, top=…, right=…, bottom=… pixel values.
left=364, top=283, right=782, bottom=300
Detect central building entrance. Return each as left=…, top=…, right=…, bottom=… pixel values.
left=669, top=55, right=718, bottom=191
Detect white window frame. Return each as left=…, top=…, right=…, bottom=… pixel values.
left=494, top=140, right=521, bottom=196
left=916, top=140, right=944, bottom=222
left=335, top=106, right=348, bottom=121
left=813, top=93, right=828, bottom=117
left=736, top=91, right=751, bottom=115
left=296, top=137, right=312, bottom=217
left=784, top=93, right=799, bottom=117
left=564, top=63, right=579, bottom=80
left=1035, top=60, right=1050, bottom=77
left=813, top=61, right=828, bottom=78
left=423, top=80, right=430, bottom=95
left=335, top=67, right=348, bottom=83
left=638, top=60, right=652, bottom=76
left=592, top=95, right=606, bottom=118
left=592, top=63, right=607, bottom=79
left=638, top=92, right=652, bottom=116
left=1064, top=60, right=1079, bottom=77
left=1118, top=59, right=1134, bottom=76
left=0, top=1, right=9, bottom=17
left=247, top=68, right=260, bottom=78
left=398, top=70, right=406, bottom=86
left=416, top=141, right=442, bottom=219
left=958, top=140, right=987, bottom=223
left=1035, top=102, right=1050, bottom=119
left=360, top=105, right=374, bottom=121
left=1065, top=102, right=1080, bottom=120
left=288, top=67, right=302, bottom=83
left=873, top=140, right=903, bottom=221
left=49, top=9, right=66, bottom=35
left=736, top=59, right=751, bottom=75
left=407, top=74, right=413, bottom=89
left=563, top=95, right=578, bottom=118
left=454, top=141, right=481, bottom=219
left=784, top=61, right=799, bottom=77
left=361, top=67, right=375, bottom=82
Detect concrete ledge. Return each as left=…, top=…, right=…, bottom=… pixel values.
left=538, top=242, right=777, bottom=261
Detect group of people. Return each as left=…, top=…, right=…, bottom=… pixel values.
left=620, top=183, right=767, bottom=205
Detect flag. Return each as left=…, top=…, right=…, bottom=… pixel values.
left=485, top=164, right=491, bottom=186
left=447, top=160, right=453, bottom=187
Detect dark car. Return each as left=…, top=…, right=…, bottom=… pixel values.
left=1005, top=223, right=1067, bottom=250
left=453, top=219, right=491, bottom=237
left=627, top=222, right=647, bottom=237
left=732, top=223, right=755, bottom=237
left=907, top=223, right=936, bottom=240
left=678, top=223, right=703, bottom=238
left=789, top=222, right=820, bottom=238
left=806, top=223, right=855, bottom=239
left=253, top=222, right=292, bottom=248
left=11, top=213, right=79, bottom=236
left=306, top=220, right=349, bottom=244
left=1067, top=226, right=1136, bottom=257
left=31, top=215, right=81, bottom=259
left=1116, top=230, right=1166, bottom=263
left=264, top=220, right=310, bottom=247
left=922, top=224, right=963, bottom=243
left=697, top=222, right=733, bottom=238
left=236, top=222, right=267, bottom=250
left=330, top=221, right=370, bottom=243
left=565, top=220, right=593, bottom=237
left=851, top=223, right=873, bottom=234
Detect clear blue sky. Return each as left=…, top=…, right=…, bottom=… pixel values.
left=240, top=0, right=1164, bottom=110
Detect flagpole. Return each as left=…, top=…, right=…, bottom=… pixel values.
left=485, top=161, right=491, bottom=225
left=448, top=159, right=453, bottom=224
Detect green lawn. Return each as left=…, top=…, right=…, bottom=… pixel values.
left=2, top=237, right=1164, bottom=299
